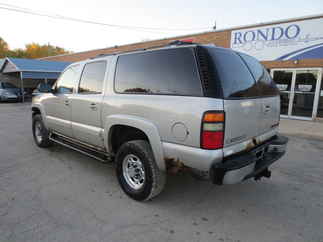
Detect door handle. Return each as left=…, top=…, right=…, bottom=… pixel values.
left=264, top=105, right=271, bottom=112
left=90, top=103, right=97, bottom=111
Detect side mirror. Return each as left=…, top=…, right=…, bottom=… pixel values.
left=38, top=83, right=53, bottom=93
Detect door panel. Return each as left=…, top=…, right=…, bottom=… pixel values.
left=272, top=70, right=293, bottom=115
left=291, top=70, right=318, bottom=117
left=318, top=75, right=323, bottom=118
left=70, top=61, right=107, bottom=148
left=43, top=93, right=73, bottom=137
left=70, top=94, right=104, bottom=147
left=43, top=65, right=81, bottom=137
left=259, top=96, right=280, bottom=134
left=223, top=99, right=260, bottom=147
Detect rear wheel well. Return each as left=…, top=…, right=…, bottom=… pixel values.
left=110, top=125, right=149, bottom=154
left=32, top=107, right=41, bottom=117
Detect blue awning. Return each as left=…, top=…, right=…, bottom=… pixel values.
left=1, top=58, right=71, bottom=80
left=4, top=58, right=71, bottom=73
left=21, top=71, right=61, bottom=79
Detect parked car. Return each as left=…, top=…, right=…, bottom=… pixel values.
left=32, top=88, right=41, bottom=97
left=31, top=41, right=288, bottom=201
left=0, top=81, right=23, bottom=102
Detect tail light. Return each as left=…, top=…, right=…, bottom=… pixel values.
left=201, top=111, right=225, bottom=149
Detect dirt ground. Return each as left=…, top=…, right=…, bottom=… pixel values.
left=1, top=103, right=323, bottom=242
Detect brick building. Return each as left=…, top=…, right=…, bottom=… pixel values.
left=41, top=14, right=323, bottom=120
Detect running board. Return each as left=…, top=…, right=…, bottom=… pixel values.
left=49, top=133, right=113, bottom=163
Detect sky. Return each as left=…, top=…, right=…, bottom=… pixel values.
left=0, top=0, right=322, bottom=53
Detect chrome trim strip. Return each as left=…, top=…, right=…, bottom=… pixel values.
left=49, top=136, right=107, bottom=162
left=51, top=131, right=107, bottom=153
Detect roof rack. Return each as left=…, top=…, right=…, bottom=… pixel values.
left=91, top=40, right=199, bottom=59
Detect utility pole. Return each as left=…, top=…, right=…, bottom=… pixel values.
left=213, top=21, right=217, bottom=30
left=20, top=72, right=24, bottom=103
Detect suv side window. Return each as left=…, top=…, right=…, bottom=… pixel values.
left=114, top=48, right=202, bottom=96
left=206, top=47, right=258, bottom=99
left=239, top=53, right=279, bottom=96
left=55, top=65, right=80, bottom=94
left=79, top=61, right=107, bottom=94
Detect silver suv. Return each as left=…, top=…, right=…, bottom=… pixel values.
left=32, top=41, right=288, bottom=201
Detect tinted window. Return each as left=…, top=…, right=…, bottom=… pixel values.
left=55, top=65, right=80, bottom=94
left=206, top=47, right=258, bottom=98
left=115, top=48, right=202, bottom=96
left=239, top=53, right=279, bottom=96
left=273, top=70, right=293, bottom=91
left=79, top=61, right=107, bottom=94
left=317, top=76, right=323, bottom=118
left=2, top=82, right=17, bottom=88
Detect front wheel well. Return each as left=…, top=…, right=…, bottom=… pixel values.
left=109, top=125, right=149, bottom=154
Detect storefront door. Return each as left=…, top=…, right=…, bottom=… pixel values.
left=271, top=68, right=322, bottom=120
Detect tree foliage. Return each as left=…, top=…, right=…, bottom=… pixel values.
left=0, top=37, right=9, bottom=58
left=0, top=37, right=70, bottom=59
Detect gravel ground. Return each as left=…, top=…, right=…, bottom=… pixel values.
left=0, top=103, right=323, bottom=242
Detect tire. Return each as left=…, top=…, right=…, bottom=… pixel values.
left=115, top=140, right=166, bottom=201
left=32, top=114, right=52, bottom=148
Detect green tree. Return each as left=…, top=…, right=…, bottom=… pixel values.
left=6, top=49, right=27, bottom=58
left=0, top=37, right=9, bottom=58
left=0, top=37, right=71, bottom=59
left=24, top=43, right=70, bottom=59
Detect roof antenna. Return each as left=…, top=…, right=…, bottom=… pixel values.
left=213, top=21, right=217, bottom=30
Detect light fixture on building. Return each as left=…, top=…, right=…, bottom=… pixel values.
left=293, top=59, right=299, bottom=65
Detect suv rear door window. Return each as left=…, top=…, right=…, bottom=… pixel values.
left=114, top=48, right=202, bottom=96
left=79, top=61, right=106, bottom=94
left=205, top=47, right=258, bottom=99
left=238, top=53, right=279, bottom=96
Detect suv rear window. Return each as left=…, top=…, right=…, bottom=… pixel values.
left=204, top=47, right=259, bottom=99
left=238, top=53, right=279, bottom=96
left=114, top=48, right=202, bottom=96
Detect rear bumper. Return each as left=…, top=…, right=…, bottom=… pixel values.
left=211, top=135, right=288, bottom=185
